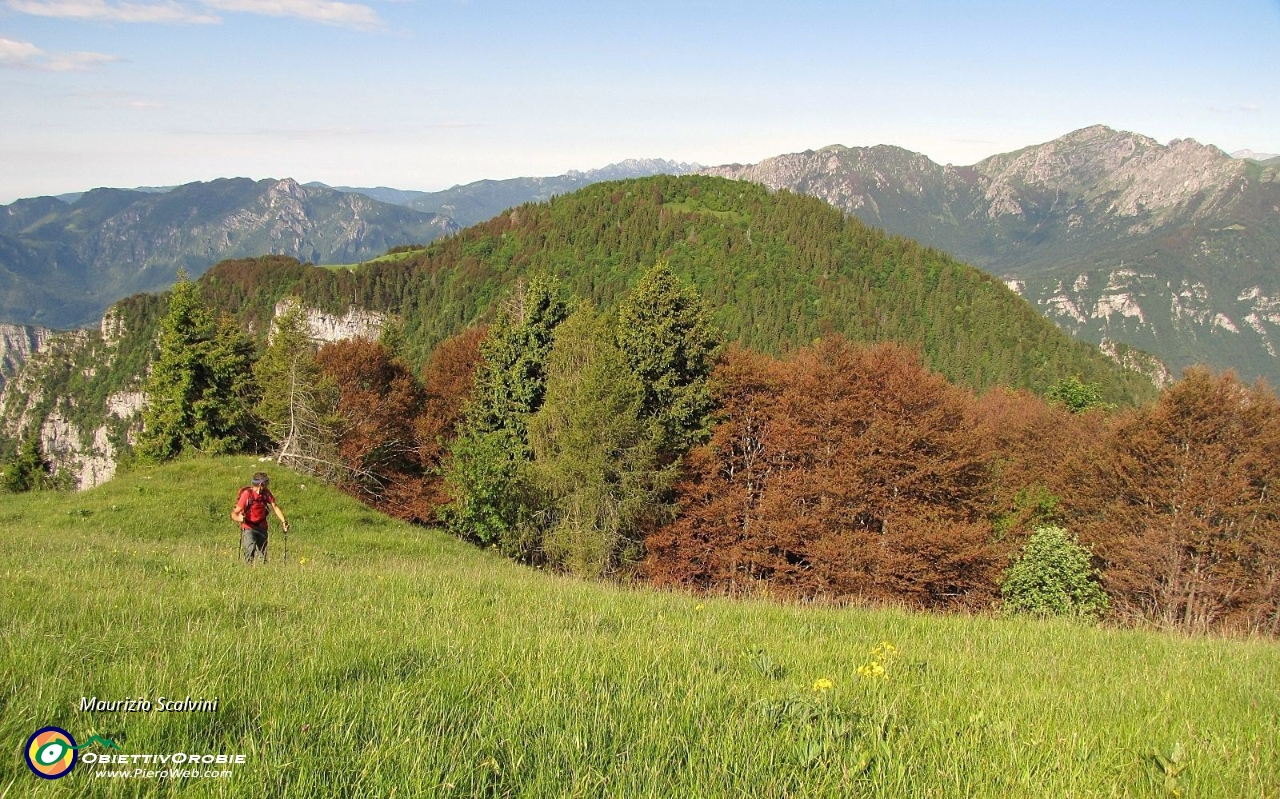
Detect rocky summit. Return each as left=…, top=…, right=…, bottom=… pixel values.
left=704, top=125, right=1280, bottom=384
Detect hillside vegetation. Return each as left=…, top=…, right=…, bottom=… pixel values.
left=198, top=175, right=1156, bottom=404
left=1, top=457, right=1277, bottom=797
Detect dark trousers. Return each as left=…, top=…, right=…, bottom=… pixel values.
left=241, top=527, right=268, bottom=563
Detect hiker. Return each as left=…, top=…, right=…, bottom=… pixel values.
left=232, top=472, right=289, bottom=564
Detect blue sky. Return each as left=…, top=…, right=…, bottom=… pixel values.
left=2, top=0, right=1278, bottom=203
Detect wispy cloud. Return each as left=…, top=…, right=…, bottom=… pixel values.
left=6, top=0, right=217, bottom=23
left=1240, top=104, right=1261, bottom=113
left=6, top=0, right=384, bottom=28
left=202, top=0, right=383, bottom=29
left=0, top=35, right=120, bottom=70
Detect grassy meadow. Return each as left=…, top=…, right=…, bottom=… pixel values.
left=320, top=248, right=427, bottom=271
left=1, top=457, right=1277, bottom=797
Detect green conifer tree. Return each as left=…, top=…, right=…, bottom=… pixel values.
left=615, top=262, right=720, bottom=456
left=443, top=274, right=568, bottom=545
left=137, top=272, right=260, bottom=461
left=528, top=307, right=672, bottom=575
left=1, top=435, right=51, bottom=493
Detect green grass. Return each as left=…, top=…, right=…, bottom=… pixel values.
left=320, top=248, right=427, bottom=271
left=661, top=200, right=749, bottom=225
left=2, top=457, right=1278, bottom=797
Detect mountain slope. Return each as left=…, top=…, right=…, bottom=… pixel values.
left=197, top=175, right=1154, bottom=403
left=2, top=175, right=1158, bottom=486
left=0, top=178, right=456, bottom=328
left=4, top=455, right=1275, bottom=795
left=704, top=126, right=1280, bottom=383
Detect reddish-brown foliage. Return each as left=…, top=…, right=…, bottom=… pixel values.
left=644, top=338, right=1001, bottom=608
left=316, top=338, right=431, bottom=522
left=1064, top=369, right=1280, bottom=633
left=969, top=387, right=1102, bottom=544
left=415, top=325, right=488, bottom=517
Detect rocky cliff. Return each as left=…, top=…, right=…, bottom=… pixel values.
left=2, top=295, right=384, bottom=489
left=0, top=323, right=50, bottom=394
left=704, top=125, right=1280, bottom=383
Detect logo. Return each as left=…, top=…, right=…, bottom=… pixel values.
left=24, top=727, right=77, bottom=780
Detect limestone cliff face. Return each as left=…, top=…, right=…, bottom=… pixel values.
left=272, top=297, right=386, bottom=343
left=2, top=297, right=383, bottom=490
left=0, top=323, right=51, bottom=394
left=703, top=125, right=1280, bottom=383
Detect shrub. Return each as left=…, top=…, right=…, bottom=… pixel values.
left=1001, top=526, right=1109, bottom=618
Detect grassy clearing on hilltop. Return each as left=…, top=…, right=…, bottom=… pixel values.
left=320, top=247, right=428, bottom=271
left=2, top=457, right=1278, bottom=797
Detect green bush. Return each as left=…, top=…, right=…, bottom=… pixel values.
left=1001, top=525, right=1110, bottom=619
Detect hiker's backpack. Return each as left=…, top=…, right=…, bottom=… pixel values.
left=234, top=487, right=271, bottom=526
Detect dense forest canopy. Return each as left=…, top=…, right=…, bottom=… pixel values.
left=198, top=175, right=1156, bottom=405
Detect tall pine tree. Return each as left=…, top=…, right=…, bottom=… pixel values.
left=615, top=262, right=720, bottom=457
left=137, top=272, right=260, bottom=461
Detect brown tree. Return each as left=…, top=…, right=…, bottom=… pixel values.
left=643, top=346, right=780, bottom=587
left=645, top=338, right=1001, bottom=608
left=969, top=386, right=1103, bottom=544
left=1065, top=368, right=1280, bottom=633
left=315, top=338, right=430, bottom=521
left=415, top=325, right=488, bottom=517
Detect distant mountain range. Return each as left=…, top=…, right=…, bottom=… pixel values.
left=309, top=158, right=702, bottom=228
left=0, top=178, right=455, bottom=327
left=1232, top=150, right=1280, bottom=162
left=703, top=126, right=1280, bottom=384
left=1, top=160, right=699, bottom=329
left=3, top=131, right=1277, bottom=384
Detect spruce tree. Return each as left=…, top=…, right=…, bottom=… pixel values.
left=615, top=262, right=720, bottom=456
left=527, top=307, right=671, bottom=576
left=443, top=274, right=568, bottom=545
left=1, top=435, right=51, bottom=493
left=137, top=273, right=260, bottom=461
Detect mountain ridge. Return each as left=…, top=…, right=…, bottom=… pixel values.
left=0, top=178, right=456, bottom=328
left=701, top=125, right=1280, bottom=383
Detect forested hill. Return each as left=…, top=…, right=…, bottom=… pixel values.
left=201, top=175, right=1155, bottom=403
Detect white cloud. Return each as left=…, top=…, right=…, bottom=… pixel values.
left=201, top=0, right=382, bottom=29
left=0, top=36, right=43, bottom=62
left=6, top=0, right=218, bottom=23
left=1240, top=104, right=1261, bottom=113
left=6, top=0, right=383, bottom=27
left=0, top=36, right=120, bottom=71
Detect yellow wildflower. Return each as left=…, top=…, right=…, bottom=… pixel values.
left=812, top=677, right=834, bottom=693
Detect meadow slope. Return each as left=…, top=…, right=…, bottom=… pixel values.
left=2, top=458, right=1277, bottom=797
